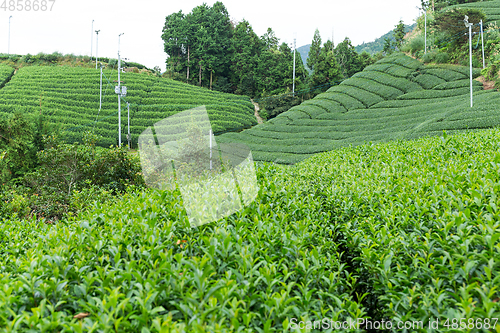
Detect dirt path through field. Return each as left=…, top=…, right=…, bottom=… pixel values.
left=476, top=76, right=496, bottom=90
left=251, top=99, right=263, bottom=124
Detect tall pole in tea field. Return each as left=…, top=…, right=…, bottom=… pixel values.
left=292, top=37, right=296, bottom=96
left=480, top=20, right=485, bottom=69
left=95, top=30, right=100, bottom=69
left=99, top=64, right=103, bottom=111
left=8, top=16, right=12, bottom=55
left=91, top=19, right=94, bottom=62
left=117, top=33, right=124, bottom=147
left=424, top=9, right=427, bottom=53
left=127, top=102, right=130, bottom=149
left=464, top=16, right=473, bottom=108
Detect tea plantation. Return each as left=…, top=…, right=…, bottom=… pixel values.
left=1, top=127, right=499, bottom=332
left=217, top=53, right=500, bottom=164
left=0, top=65, right=256, bottom=147
left=446, top=0, right=500, bottom=25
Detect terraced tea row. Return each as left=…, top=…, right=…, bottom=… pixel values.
left=0, top=66, right=256, bottom=147
left=218, top=53, right=499, bottom=164
left=0, top=64, right=14, bottom=89
left=446, top=0, right=500, bottom=25
left=2, top=128, right=499, bottom=331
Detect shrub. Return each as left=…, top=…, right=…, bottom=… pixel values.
left=409, top=35, right=425, bottom=54
left=421, top=51, right=437, bottom=64
left=22, top=132, right=144, bottom=218
left=435, top=52, right=450, bottom=64
left=259, top=94, right=301, bottom=119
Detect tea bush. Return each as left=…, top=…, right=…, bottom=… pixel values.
left=291, top=128, right=500, bottom=331
left=2, top=127, right=500, bottom=331
left=218, top=53, right=499, bottom=164
left=0, top=66, right=255, bottom=148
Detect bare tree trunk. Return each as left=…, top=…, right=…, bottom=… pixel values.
left=210, top=71, right=213, bottom=90
left=187, top=46, right=190, bottom=83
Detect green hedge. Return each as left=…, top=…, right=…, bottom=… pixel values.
left=316, top=92, right=366, bottom=110
left=433, top=79, right=483, bottom=90
left=397, top=86, right=483, bottom=100
left=0, top=66, right=255, bottom=147
left=353, top=71, right=423, bottom=93
left=374, top=52, right=423, bottom=69
left=341, top=77, right=404, bottom=100
left=327, top=85, right=385, bottom=107
left=412, top=74, right=446, bottom=89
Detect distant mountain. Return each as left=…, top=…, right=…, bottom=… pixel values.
left=296, top=44, right=312, bottom=73
left=296, top=23, right=416, bottom=70
left=355, top=23, right=416, bottom=55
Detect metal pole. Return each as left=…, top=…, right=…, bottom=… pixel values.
left=469, top=23, right=473, bottom=108
left=424, top=10, right=427, bottom=54
left=95, top=30, right=100, bottom=69
left=91, top=20, right=94, bottom=62
left=292, top=38, right=296, bottom=96
left=209, top=129, right=212, bottom=170
left=8, top=16, right=12, bottom=55
left=127, top=102, right=130, bottom=149
left=118, top=34, right=123, bottom=147
left=99, top=65, right=103, bottom=111
left=480, top=20, right=485, bottom=69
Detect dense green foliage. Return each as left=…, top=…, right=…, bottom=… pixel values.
left=406, top=0, right=500, bottom=67
left=162, top=3, right=307, bottom=99
left=1, top=127, right=499, bottom=331
left=0, top=66, right=255, bottom=147
left=0, top=52, right=151, bottom=72
left=216, top=53, right=499, bottom=164
left=0, top=113, right=38, bottom=183
left=0, top=125, right=144, bottom=219
left=0, top=64, right=14, bottom=89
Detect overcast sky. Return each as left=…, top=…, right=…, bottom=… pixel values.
left=0, top=0, right=421, bottom=71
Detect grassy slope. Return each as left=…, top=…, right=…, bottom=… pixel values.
left=1, top=128, right=499, bottom=331
left=218, top=53, right=499, bottom=164
left=0, top=65, right=255, bottom=147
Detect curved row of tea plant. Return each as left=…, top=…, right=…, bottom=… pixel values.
left=0, top=163, right=367, bottom=332
left=0, top=66, right=256, bottom=147
left=289, top=128, right=500, bottom=332
left=0, top=64, right=14, bottom=90
left=218, top=53, right=498, bottom=164
left=1, top=127, right=499, bottom=331
left=446, top=0, right=500, bottom=25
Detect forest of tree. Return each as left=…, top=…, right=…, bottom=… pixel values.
left=161, top=1, right=376, bottom=112
left=161, top=2, right=308, bottom=100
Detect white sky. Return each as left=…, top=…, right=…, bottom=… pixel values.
left=0, top=0, right=421, bottom=71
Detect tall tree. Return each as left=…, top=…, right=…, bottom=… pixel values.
left=261, top=28, right=279, bottom=50
left=310, top=41, right=343, bottom=95
left=334, top=37, right=363, bottom=78
left=393, top=20, right=406, bottom=51
left=307, top=29, right=322, bottom=72
left=230, top=20, right=261, bottom=97
left=383, top=37, right=394, bottom=55
left=162, top=2, right=233, bottom=88
left=162, top=11, right=188, bottom=74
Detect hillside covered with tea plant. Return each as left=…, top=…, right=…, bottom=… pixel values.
left=1, top=127, right=499, bottom=331
left=0, top=64, right=256, bottom=147
left=218, top=53, right=500, bottom=164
